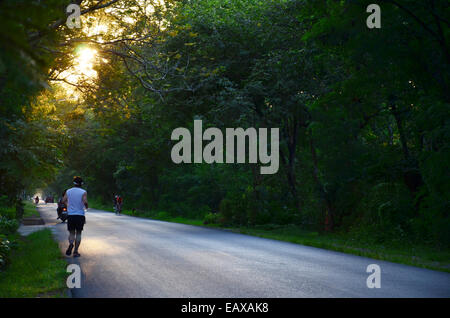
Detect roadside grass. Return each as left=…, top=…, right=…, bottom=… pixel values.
left=23, top=200, right=40, bottom=218
left=0, top=229, right=68, bottom=298
left=237, top=224, right=450, bottom=273
left=89, top=202, right=450, bottom=273
left=89, top=198, right=114, bottom=212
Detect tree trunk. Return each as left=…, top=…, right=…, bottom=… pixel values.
left=309, top=135, right=334, bottom=231
left=280, top=117, right=301, bottom=213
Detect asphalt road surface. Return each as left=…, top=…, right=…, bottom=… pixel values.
left=37, top=204, right=450, bottom=298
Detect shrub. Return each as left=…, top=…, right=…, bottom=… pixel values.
left=0, top=206, right=16, bottom=220
left=218, top=198, right=234, bottom=224
left=218, top=190, right=252, bottom=226
left=0, top=195, right=9, bottom=208
left=0, top=234, right=13, bottom=270
left=0, top=217, right=19, bottom=235
left=156, top=211, right=171, bottom=220
left=348, top=182, right=414, bottom=244
left=15, top=200, right=24, bottom=219
left=413, top=193, right=450, bottom=247
left=203, top=212, right=223, bottom=225
left=270, top=202, right=294, bottom=225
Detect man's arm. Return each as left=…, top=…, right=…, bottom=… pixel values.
left=62, top=193, right=68, bottom=205
left=83, top=192, right=88, bottom=209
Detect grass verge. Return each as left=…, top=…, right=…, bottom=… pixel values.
left=23, top=200, right=40, bottom=218
left=0, top=229, right=68, bottom=297
left=237, top=224, right=450, bottom=273
left=90, top=202, right=450, bottom=273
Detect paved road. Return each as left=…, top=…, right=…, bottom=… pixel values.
left=37, top=203, right=450, bottom=298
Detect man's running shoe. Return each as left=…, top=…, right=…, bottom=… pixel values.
left=66, top=243, right=74, bottom=256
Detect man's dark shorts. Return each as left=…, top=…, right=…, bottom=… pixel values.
left=67, top=215, right=85, bottom=232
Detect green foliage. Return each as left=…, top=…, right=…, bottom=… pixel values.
left=0, top=0, right=68, bottom=203
left=0, top=195, right=19, bottom=270
left=0, top=234, right=13, bottom=270
left=0, top=196, right=16, bottom=220
left=0, top=0, right=444, bottom=251
left=0, top=229, right=68, bottom=297
left=59, top=0, right=449, bottom=248
left=0, top=217, right=19, bottom=236
left=203, top=212, right=224, bottom=225
left=155, top=211, right=171, bottom=219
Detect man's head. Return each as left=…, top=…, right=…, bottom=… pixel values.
left=73, top=176, right=84, bottom=187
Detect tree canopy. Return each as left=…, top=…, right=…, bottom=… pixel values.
left=0, top=0, right=449, bottom=247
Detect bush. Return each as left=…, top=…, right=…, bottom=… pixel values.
left=0, top=234, right=13, bottom=270
left=155, top=211, right=171, bottom=219
left=218, top=190, right=252, bottom=226
left=413, top=192, right=450, bottom=247
left=0, top=217, right=19, bottom=235
left=270, top=202, right=294, bottom=225
left=348, top=182, right=414, bottom=244
left=0, top=195, right=9, bottom=208
left=15, top=200, right=24, bottom=219
left=203, top=212, right=223, bottom=225
left=0, top=205, right=16, bottom=220
left=218, top=198, right=234, bottom=224
left=250, top=208, right=272, bottom=226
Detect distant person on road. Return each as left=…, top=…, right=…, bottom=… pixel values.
left=57, top=189, right=68, bottom=222
left=62, top=176, right=88, bottom=258
left=34, top=196, right=39, bottom=205
left=114, top=195, right=123, bottom=215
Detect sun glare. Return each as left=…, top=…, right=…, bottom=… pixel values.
left=51, top=0, right=169, bottom=99
left=75, top=47, right=98, bottom=78
left=54, top=46, right=101, bottom=99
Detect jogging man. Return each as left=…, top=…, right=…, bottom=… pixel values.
left=62, top=176, right=88, bottom=257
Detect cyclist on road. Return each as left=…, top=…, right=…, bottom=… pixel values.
left=114, top=194, right=123, bottom=215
